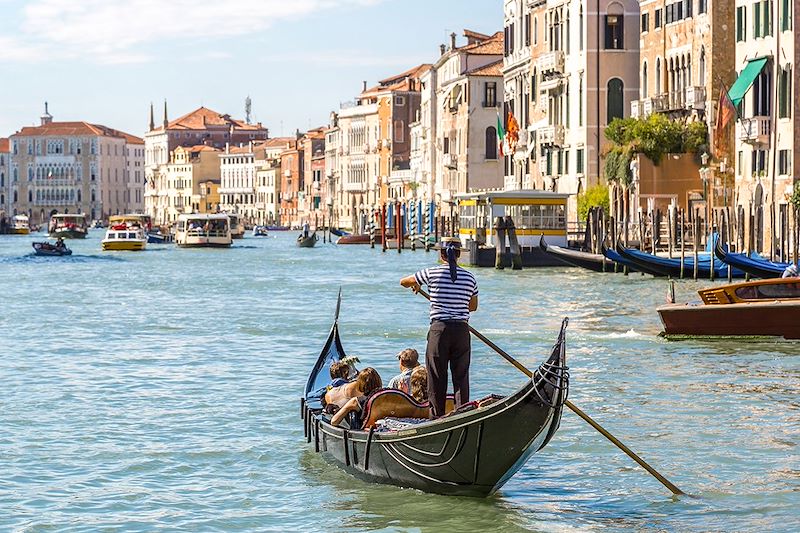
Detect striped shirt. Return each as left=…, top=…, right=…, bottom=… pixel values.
left=415, top=265, right=478, bottom=322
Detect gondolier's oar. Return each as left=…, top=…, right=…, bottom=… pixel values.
left=415, top=288, right=685, bottom=496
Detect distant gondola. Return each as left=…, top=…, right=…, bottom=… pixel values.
left=714, top=238, right=788, bottom=279
left=297, top=232, right=318, bottom=248
left=329, top=228, right=351, bottom=237
left=300, top=294, right=570, bottom=497
left=539, top=234, right=614, bottom=272
left=614, top=240, right=746, bottom=278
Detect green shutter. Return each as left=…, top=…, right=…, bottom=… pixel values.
left=754, top=2, right=761, bottom=37
left=728, top=57, right=770, bottom=107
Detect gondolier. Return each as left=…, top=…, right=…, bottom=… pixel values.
left=400, top=237, right=478, bottom=417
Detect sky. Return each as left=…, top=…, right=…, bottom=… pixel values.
left=0, top=0, right=500, bottom=139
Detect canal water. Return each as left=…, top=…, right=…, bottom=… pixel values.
left=0, top=231, right=797, bottom=532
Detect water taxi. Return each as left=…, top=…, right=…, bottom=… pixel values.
left=658, top=278, right=800, bottom=339
left=101, top=217, right=147, bottom=251
left=456, top=190, right=570, bottom=267
left=225, top=213, right=245, bottom=239
left=49, top=213, right=88, bottom=239
left=10, top=214, right=31, bottom=235
left=174, top=214, right=232, bottom=248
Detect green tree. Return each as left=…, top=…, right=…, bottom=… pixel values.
left=577, top=183, right=610, bottom=221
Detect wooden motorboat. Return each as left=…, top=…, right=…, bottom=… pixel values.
left=714, top=238, right=788, bottom=279
left=336, top=233, right=383, bottom=245
left=32, top=242, right=72, bottom=256
left=297, top=232, right=318, bottom=248
left=615, top=240, right=745, bottom=279
left=539, top=234, right=612, bottom=272
left=657, top=278, right=800, bottom=338
left=300, top=294, right=570, bottom=497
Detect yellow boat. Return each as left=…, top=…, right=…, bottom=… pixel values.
left=101, top=220, right=147, bottom=251
left=10, top=214, right=31, bottom=235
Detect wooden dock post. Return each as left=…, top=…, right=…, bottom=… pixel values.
left=505, top=215, right=523, bottom=270
left=494, top=216, right=507, bottom=269
left=381, top=203, right=387, bottom=252
left=680, top=209, right=685, bottom=279
left=424, top=201, right=431, bottom=252
left=667, top=208, right=674, bottom=259
left=693, top=212, right=700, bottom=280
left=369, top=207, right=376, bottom=249
left=396, top=201, right=403, bottom=253
left=410, top=200, right=417, bottom=251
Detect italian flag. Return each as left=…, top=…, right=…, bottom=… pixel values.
left=496, top=112, right=505, bottom=157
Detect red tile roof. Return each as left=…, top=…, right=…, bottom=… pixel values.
left=157, top=106, right=266, bottom=132
left=459, top=31, right=504, bottom=55
left=0, top=138, right=9, bottom=153
left=467, top=59, right=504, bottom=77
left=362, top=64, right=432, bottom=96
left=14, top=122, right=143, bottom=143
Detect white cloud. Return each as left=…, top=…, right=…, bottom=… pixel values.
left=3, top=0, right=383, bottom=64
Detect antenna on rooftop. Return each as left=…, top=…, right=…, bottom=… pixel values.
left=245, top=96, right=252, bottom=124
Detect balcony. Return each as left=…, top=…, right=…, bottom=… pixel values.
left=537, top=50, right=565, bottom=75
left=631, top=100, right=641, bottom=119
left=668, top=90, right=685, bottom=110
left=443, top=153, right=457, bottom=169
left=738, top=116, right=771, bottom=144
left=538, top=157, right=549, bottom=176
left=642, top=94, right=669, bottom=115
left=537, top=125, right=565, bottom=147
left=684, top=86, right=706, bottom=110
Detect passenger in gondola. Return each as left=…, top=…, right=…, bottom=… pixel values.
left=409, top=366, right=429, bottom=404
left=329, top=361, right=351, bottom=388
left=400, top=236, right=478, bottom=418
left=326, top=367, right=382, bottom=427
left=387, top=348, right=420, bottom=395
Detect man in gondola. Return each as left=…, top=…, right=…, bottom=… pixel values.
left=400, top=237, right=478, bottom=417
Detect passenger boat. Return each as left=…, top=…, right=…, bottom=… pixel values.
left=101, top=222, right=147, bottom=251
left=713, top=238, right=788, bottom=279
left=32, top=241, right=72, bottom=256
left=301, top=295, right=570, bottom=497
left=297, top=232, right=318, bottom=248
left=615, top=241, right=746, bottom=279
left=49, top=213, right=88, bottom=239
left=252, top=225, right=269, bottom=237
left=539, top=234, right=614, bottom=272
left=10, top=214, right=31, bottom=235
left=225, top=213, right=245, bottom=239
left=175, top=214, right=232, bottom=248
left=658, top=278, right=800, bottom=339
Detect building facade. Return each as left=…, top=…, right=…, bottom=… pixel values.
left=732, top=0, right=796, bottom=254
left=144, top=105, right=268, bottom=225
left=279, top=140, right=303, bottom=228
left=0, top=138, right=9, bottom=223
left=9, top=105, right=144, bottom=225
left=154, top=145, right=222, bottom=223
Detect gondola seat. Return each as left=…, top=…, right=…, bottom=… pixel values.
left=360, top=390, right=459, bottom=429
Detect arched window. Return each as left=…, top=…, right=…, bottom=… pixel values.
left=607, top=78, right=624, bottom=123
left=656, top=57, right=662, bottom=94
left=13, top=191, right=18, bottom=202
left=485, top=126, right=498, bottom=159
left=642, top=61, right=649, bottom=98
left=699, top=47, right=706, bottom=86
left=28, top=190, right=32, bottom=202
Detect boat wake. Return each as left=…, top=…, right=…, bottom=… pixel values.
left=602, top=329, right=642, bottom=339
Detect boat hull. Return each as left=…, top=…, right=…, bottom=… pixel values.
left=32, top=243, right=72, bottom=256
left=50, top=229, right=87, bottom=239
left=658, top=301, right=800, bottom=338
left=297, top=234, right=318, bottom=247
left=102, top=240, right=146, bottom=251
left=714, top=239, right=787, bottom=279
left=10, top=228, right=30, bottom=235
left=539, top=235, right=614, bottom=272
left=616, top=243, right=746, bottom=278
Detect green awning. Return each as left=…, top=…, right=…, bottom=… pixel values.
left=728, top=57, right=769, bottom=107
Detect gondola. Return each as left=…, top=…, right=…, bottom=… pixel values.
left=614, top=240, right=746, bottom=279
left=329, top=228, right=351, bottom=237
left=714, top=238, right=789, bottom=279
left=297, top=232, right=318, bottom=248
left=300, top=294, right=570, bottom=497
left=599, top=240, right=644, bottom=274
left=539, top=234, right=613, bottom=272
left=32, top=242, right=72, bottom=256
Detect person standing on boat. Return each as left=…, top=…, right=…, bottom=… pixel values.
left=302, top=222, right=310, bottom=238
left=400, top=237, right=478, bottom=417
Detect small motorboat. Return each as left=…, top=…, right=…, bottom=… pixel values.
left=10, top=214, right=31, bottom=235
left=658, top=277, right=800, bottom=339
left=252, top=225, right=269, bottom=237
left=32, top=241, right=72, bottom=256
left=297, top=232, right=318, bottom=248
left=301, top=293, right=569, bottom=496
left=101, top=223, right=147, bottom=251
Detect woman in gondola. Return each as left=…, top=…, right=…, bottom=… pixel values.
left=325, top=367, right=382, bottom=427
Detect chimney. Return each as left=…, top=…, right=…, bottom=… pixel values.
left=40, top=101, right=53, bottom=125
left=439, top=44, right=446, bottom=56
left=450, top=32, right=457, bottom=50
left=362, top=80, right=367, bottom=92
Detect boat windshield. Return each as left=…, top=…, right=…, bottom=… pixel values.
left=735, top=282, right=800, bottom=300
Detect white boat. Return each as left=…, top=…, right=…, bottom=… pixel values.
left=225, top=213, right=245, bottom=239
left=175, top=214, right=232, bottom=247
left=49, top=213, right=89, bottom=239
left=10, top=214, right=30, bottom=235
left=252, top=225, right=269, bottom=237
left=101, top=219, right=147, bottom=251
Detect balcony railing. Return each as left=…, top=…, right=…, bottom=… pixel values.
left=537, top=50, right=565, bottom=75
left=631, top=100, right=641, bottom=119
left=738, top=116, right=771, bottom=144
left=443, top=153, right=457, bottom=168
left=684, top=86, right=706, bottom=110
left=537, top=125, right=565, bottom=147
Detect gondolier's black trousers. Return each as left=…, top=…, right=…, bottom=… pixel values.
left=426, top=320, right=470, bottom=417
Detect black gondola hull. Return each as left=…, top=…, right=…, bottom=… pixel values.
left=539, top=234, right=615, bottom=273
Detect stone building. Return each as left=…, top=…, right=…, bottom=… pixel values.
left=279, top=139, right=303, bottom=228
left=0, top=138, right=9, bottom=223
left=300, top=128, right=327, bottom=226
left=255, top=138, right=294, bottom=226
left=732, top=0, right=796, bottom=254
left=152, top=145, right=221, bottom=223
left=504, top=0, right=640, bottom=221
left=9, top=104, right=144, bottom=225
left=144, top=104, right=268, bottom=225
